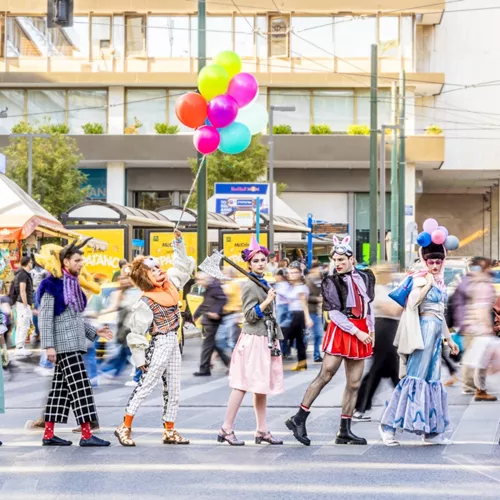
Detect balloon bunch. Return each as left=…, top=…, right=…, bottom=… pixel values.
left=416, top=218, right=459, bottom=251
left=175, top=51, right=268, bottom=155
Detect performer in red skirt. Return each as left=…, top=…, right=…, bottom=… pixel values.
left=286, top=235, right=375, bottom=445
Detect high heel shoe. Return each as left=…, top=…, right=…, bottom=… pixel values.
left=255, top=431, right=283, bottom=445
left=217, top=428, right=245, bottom=446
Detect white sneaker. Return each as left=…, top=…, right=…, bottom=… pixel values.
left=378, top=425, right=400, bottom=447
left=353, top=411, right=371, bottom=422
left=34, top=366, right=54, bottom=377
left=125, top=380, right=138, bottom=387
left=15, top=347, right=33, bottom=358
left=423, top=434, right=452, bottom=445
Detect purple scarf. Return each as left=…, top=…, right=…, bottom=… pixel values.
left=63, top=270, right=87, bottom=313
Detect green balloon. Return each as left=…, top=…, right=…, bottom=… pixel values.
left=198, top=65, right=230, bottom=102
left=214, top=51, right=242, bottom=79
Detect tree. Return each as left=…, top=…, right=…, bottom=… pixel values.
left=4, top=120, right=88, bottom=219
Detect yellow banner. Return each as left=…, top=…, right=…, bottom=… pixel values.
left=149, top=232, right=197, bottom=271
left=222, top=233, right=268, bottom=266
left=77, top=228, right=125, bottom=282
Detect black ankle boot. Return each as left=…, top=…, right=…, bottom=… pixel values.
left=335, top=417, right=367, bottom=445
left=285, top=407, right=311, bottom=446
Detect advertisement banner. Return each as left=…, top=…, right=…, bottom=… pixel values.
left=214, top=183, right=270, bottom=217
left=222, top=232, right=268, bottom=266
left=150, top=232, right=197, bottom=271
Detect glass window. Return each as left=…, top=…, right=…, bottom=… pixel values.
left=126, top=89, right=166, bottom=134
left=0, top=90, right=25, bottom=134
left=134, top=191, right=179, bottom=211
left=148, top=16, right=190, bottom=58
left=268, top=15, right=289, bottom=57
left=356, top=90, right=391, bottom=127
left=168, top=88, right=196, bottom=133
left=60, top=16, right=90, bottom=58
left=91, top=16, right=111, bottom=59
left=269, top=89, right=310, bottom=132
left=113, top=16, right=125, bottom=58
left=126, top=15, right=146, bottom=58
left=312, top=90, right=353, bottom=131
left=27, top=90, right=66, bottom=126
left=235, top=16, right=254, bottom=57
left=379, top=17, right=399, bottom=56
left=256, top=16, right=267, bottom=58
left=401, top=16, right=413, bottom=60
left=207, top=17, right=232, bottom=58
left=68, top=90, right=107, bottom=134
left=334, top=16, right=376, bottom=57
left=190, top=16, right=198, bottom=59
left=7, top=17, right=48, bottom=57
left=291, top=16, right=333, bottom=57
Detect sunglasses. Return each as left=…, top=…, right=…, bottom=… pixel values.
left=427, top=259, right=443, bottom=266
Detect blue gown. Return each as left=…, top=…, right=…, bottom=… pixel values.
left=380, top=286, right=451, bottom=436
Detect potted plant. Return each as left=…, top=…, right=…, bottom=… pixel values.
left=154, top=123, right=180, bottom=135
left=273, top=124, right=292, bottom=135
left=425, top=124, right=443, bottom=136
left=82, top=122, right=104, bottom=135
left=125, top=117, right=143, bottom=135
left=347, top=124, right=370, bottom=136
left=310, top=124, right=332, bottom=135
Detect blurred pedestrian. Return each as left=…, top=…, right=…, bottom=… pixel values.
left=112, top=259, right=129, bottom=282
left=306, top=260, right=324, bottom=363
left=266, top=253, right=279, bottom=276
left=0, top=328, right=4, bottom=446
left=218, top=266, right=242, bottom=351
left=275, top=269, right=291, bottom=357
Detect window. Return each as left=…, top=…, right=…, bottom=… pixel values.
left=0, top=90, right=25, bottom=134
left=133, top=191, right=187, bottom=210
left=126, top=15, right=146, bottom=57
left=148, top=16, right=190, bottom=57
left=312, top=90, right=353, bottom=131
left=58, top=16, right=90, bottom=58
left=401, top=16, right=413, bottom=60
left=91, top=16, right=111, bottom=59
left=235, top=16, right=254, bottom=57
left=168, top=88, right=196, bottom=132
left=356, top=90, right=391, bottom=127
left=268, top=15, right=289, bottom=57
left=207, top=17, right=232, bottom=58
left=27, top=90, right=65, bottom=126
left=269, top=89, right=310, bottom=132
left=379, top=17, right=399, bottom=57
left=68, top=90, right=107, bottom=134
left=256, top=16, right=267, bottom=58
left=190, top=16, right=198, bottom=59
left=126, top=89, right=166, bottom=134
left=112, top=16, right=125, bottom=58
left=290, top=16, right=333, bottom=57
left=334, top=16, right=376, bottom=57
left=7, top=17, right=47, bottom=57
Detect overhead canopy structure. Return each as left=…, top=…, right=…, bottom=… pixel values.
left=259, top=213, right=310, bottom=233
left=0, top=174, right=107, bottom=249
left=156, top=206, right=240, bottom=230
left=62, top=201, right=175, bottom=229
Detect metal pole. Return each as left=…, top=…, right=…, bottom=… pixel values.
left=369, top=44, right=378, bottom=265
left=398, top=70, right=406, bottom=270
left=28, top=135, right=33, bottom=197
left=390, top=81, right=399, bottom=264
left=307, top=213, right=313, bottom=269
left=196, top=0, right=207, bottom=265
left=269, top=109, right=275, bottom=253
left=256, top=196, right=261, bottom=243
left=380, top=126, right=386, bottom=262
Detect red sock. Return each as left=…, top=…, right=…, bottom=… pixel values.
left=81, top=422, right=92, bottom=440
left=300, top=404, right=310, bottom=412
left=44, top=422, right=55, bottom=440
left=341, top=414, right=352, bottom=419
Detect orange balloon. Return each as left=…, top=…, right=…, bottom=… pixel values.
left=175, top=92, right=208, bottom=129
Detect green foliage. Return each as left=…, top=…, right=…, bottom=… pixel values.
left=82, top=122, right=104, bottom=134
left=310, top=124, right=332, bottom=135
left=4, top=120, right=87, bottom=219
left=425, top=124, right=443, bottom=136
left=187, top=134, right=269, bottom=208
left=273, top=124, right=292, bottom=135
left=347, top=124, right=370, bottom=136
left=154, top=123, right=180, bottom=135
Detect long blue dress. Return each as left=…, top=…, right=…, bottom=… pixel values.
left=0, top=362, right=4, bottom=415
left=380, top=286, right=451, bottom=436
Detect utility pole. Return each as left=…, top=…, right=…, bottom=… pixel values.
left=380, top=126, right=386, bottom=262
left=390, top=81, right=399, bottom=264
left=369, top=44, right=378, bottom=265
left=398, top=70, right=406, bottom=270
left=196, top=0, right=207, bottom=265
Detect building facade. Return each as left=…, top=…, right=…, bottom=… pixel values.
left=0, top=1, right=497, bottom=258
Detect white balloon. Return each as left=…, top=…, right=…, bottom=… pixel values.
left=236, top=102, right=269, bottom=135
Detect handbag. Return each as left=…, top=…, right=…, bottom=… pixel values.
left=388, top=275, right=413, bottom=308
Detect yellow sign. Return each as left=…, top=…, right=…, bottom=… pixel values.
left=77, top=228, right=125, bottom=282
left=150, top=232, right=197, bottom=271
left=223, top=233, right=268, bottom=266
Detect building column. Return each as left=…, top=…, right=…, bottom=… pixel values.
left=405, top=162, right=417, bottom=265
left=491, top=183, right=500, bottom=260
left=106, top=161, right=126, bottom=205
left=108, top=86, right=125, bottom=134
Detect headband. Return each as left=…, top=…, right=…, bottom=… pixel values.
left=331, top=235, right=353, bottom=257
left=143, top=257, right=160, bottom=269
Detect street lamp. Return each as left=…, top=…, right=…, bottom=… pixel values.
left=268, top=105, right=295, bottom=253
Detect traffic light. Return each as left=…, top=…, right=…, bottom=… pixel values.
left=47, top=0, right=74, bottom=28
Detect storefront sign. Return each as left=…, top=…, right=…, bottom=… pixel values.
left=223, top=233, right=268, bottom=265
left=81, top=168, right=107, bottom=201
left=150, top=232, right=197, bottom=271
left=312, top=223, right=348, bottom=235
left=214, top=183, right=270, bottom=218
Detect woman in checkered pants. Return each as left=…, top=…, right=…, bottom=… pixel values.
left=115, top=230, right=190, bottom=447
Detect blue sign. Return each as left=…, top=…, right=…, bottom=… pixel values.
left=81, top=168, right=107, bottom=201
left=216, top=198, right=266, bottom=216
left=214, top=183, right=268, bottom=195
left=132, top=239, right=144, bottom=248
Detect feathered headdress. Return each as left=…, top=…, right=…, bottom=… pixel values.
left=241, top=234, right=270, bottom=262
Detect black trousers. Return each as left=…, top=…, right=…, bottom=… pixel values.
left=199, top=321, right=231, bottom=373
left=355, top=318, right=399, bottom=413
left=285, top=311, right=307, bottom=362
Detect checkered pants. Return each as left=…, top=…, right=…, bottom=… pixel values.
left=126, top=332, right=181, bottom=423
left=44, top=352, right=98, bottom=425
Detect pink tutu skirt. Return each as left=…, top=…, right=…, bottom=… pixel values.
left=229, top=333, right=284, bottom=395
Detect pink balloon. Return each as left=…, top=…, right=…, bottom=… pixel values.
left=193, top=126, right=220, bottom=155
left=227, top=73, right=258, bottom=108
left=437, top=225, right=449, bottom=237
left=431, top=229, right=446, bottom=245
left=423, top=218, right=439, bottom=233
left=207, top=95, right=239, bottom=128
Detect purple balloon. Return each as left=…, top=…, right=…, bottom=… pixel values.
left=437, top=225, right=449, bottom=237
left=227, top=73, right=259, bottom=108
left=423, top=218, right=438, bottom=234
left=193, top=126, right=220, bottom=155
left=207, top=95, right=239, bottom=129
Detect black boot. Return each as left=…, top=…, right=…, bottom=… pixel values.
left=335, top=417, right=367, bottom=445
left=285, top=407, right=311, bottom=446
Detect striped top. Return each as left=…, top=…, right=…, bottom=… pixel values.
left=141, top=296, right=180, bottom=335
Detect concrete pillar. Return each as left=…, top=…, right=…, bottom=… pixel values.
left=491, top=183, right=500, bottom=260
left=405, top=162, right=417, bottom=265
left=108, top=86, right=125, bottom=134
left=106, top=161, right=126, bottom=205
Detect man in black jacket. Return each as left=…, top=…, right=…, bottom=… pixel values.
left=193, top=272, right=230, bottom=376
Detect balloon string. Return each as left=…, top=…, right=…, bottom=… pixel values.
left=175, top=154, right=207, bottom=230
